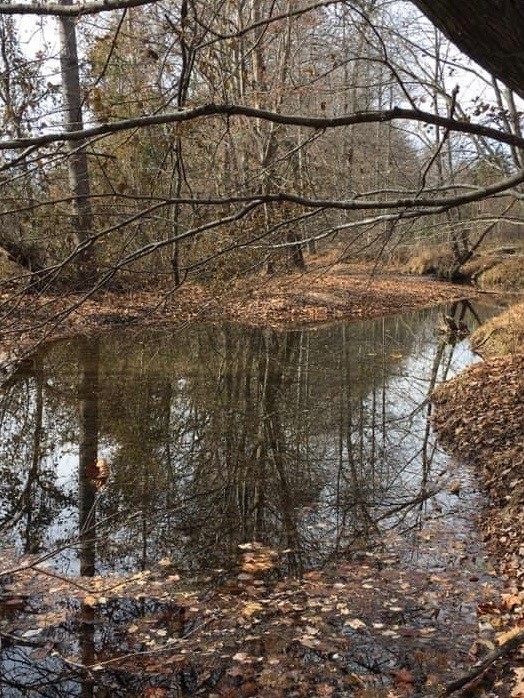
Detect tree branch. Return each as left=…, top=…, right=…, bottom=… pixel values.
left=2, top=103, right=524, bottom=152
left=0, top=0, right=161, bottom=16
left=444, top=628, right=524, bottom=695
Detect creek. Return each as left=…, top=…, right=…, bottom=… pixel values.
left=0, top=299, right=502, bottom=696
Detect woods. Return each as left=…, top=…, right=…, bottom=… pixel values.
left=0, top=0, right=522, bottom=300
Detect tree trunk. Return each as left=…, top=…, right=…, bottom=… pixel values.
left=412, top=1, right=524, bottom=98
left=58, top=0, right=96, bottom=286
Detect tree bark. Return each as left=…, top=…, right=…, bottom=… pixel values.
left=58, top=0, right=96, bottom=284
left=412, top=0, right=524, bottom=98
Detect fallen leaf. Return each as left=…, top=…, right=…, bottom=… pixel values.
left=242, top=602, right=264, bottom=617
left=391, top=668, right=415, bottom=685
left=344, top=618, right=367, bottom=630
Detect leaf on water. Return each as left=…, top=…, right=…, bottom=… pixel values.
left=449, top=480, right=461, bottom=495
left=84, top=595, right=99, bottom=607
left=511, top=667, right=524, bottom=697
left=299, top=636, right=319, bottom=649
left=238, top=542, right=279, bottom=572
left=497, top=626, right=523, bottom=645
left=232, top=651, right=251, bottom=662
left=21, top=628, right=42, bottom=638
left=344, top=618, right=367, bottom=630
left=241, top=602, right=264, bottom=617
left=143, top=688, right=168, bottom=698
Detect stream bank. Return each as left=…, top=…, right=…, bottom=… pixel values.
left=431, top=302, right=524, bottom=696
left=0, top=261, right=476, bottom=362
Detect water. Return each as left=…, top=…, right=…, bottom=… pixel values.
left=0, top=299, right=501, bottom=696
left=0, top=300, right=495, bottom=578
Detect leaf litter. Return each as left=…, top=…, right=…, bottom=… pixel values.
left=432, top=351, right=524, bottom=696
left=0, top=501, right=514, bottom=697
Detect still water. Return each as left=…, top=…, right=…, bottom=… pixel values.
left=0, top=300, right=496, bottom=580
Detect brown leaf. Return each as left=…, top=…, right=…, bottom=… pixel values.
left=391, top=668, right=415, bottom=685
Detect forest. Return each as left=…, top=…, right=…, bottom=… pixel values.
left=0, top=0, right=522, bottom=297
left=0, top=1, right=523, bottom=697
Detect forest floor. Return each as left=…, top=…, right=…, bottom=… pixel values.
left=0, top=258, right=479, bottom=359
left=1, top=262, right=524, bottom=697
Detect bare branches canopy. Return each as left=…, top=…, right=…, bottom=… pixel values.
left=0, top=0, right=522, bottom=293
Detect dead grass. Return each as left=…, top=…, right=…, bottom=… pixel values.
left=470, top=301, right=524, bottom=357
left=475, top=256, right=524, bottom=291
left=402, top=248, right=457, bottom=278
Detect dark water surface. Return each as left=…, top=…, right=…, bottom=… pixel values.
left=0, top=300, right=496, bottom=578
left=0, top=299, right=501, bottom=696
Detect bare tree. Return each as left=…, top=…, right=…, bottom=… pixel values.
left=58, top=0, right=96, bottom=285
left=0, top=0, right=522, bottom=299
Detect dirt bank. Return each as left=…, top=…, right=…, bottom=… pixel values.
left=432, top=354, right=524, bottom=580
left=431, top=303, right=524, bottom=692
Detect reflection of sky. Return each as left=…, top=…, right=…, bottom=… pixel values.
left=0, top=302, right=502, bottom=576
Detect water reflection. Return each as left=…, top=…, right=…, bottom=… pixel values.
left=0, top=301, right=494, bottom=580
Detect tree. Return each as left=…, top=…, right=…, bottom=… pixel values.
left=0, top=0, right=522, bottom=296
left=59, top=0, right=96, bottom=285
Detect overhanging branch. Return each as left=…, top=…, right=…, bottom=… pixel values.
left=2, top=103, right=524, bottom=151
left=0, top=0, right=161, bottom=16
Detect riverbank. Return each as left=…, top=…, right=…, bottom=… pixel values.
left=432, top=302, right=524, bottom=694
left=0, top=260, right=477, bottom=360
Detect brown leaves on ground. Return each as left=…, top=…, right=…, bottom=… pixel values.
left=432, top=353, right=524, bottom=581
left=0, top=260, right=473, bottom=360
left=226, top=261, right=474, bottom=327
left=432, top=351, right=524, bottom=696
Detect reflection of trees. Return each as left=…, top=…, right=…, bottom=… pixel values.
left=0, top=354, right=74, bottom=552
left=78, top=337, right=99, bottom=577
left=94, top=308, right=472, bottom=574
left=0, top=301, right=500, bottom=578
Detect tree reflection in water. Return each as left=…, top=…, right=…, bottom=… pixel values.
left=0, top=300, right=494, bottom=582
left=0, top=300, right=499, bottom=696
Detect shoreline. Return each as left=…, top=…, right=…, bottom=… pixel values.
left=0, top=265, right=479, bottom=359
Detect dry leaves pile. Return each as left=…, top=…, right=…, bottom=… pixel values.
left=432, top=353, right=524, bottom=580
left=432, top=351, right=524, bottom=695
